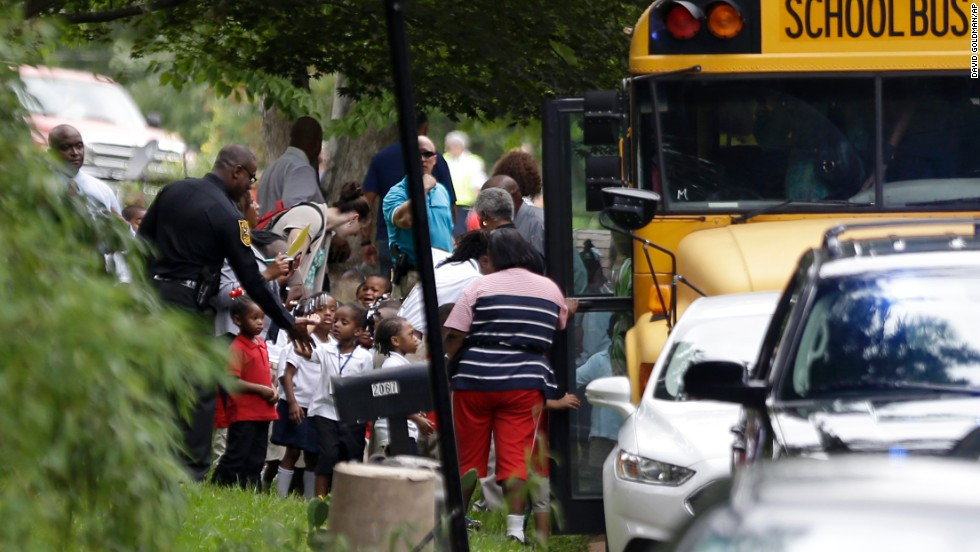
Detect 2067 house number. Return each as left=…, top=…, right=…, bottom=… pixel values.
left=371, top=380, right=400, bottom=397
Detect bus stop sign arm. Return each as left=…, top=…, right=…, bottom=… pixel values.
left=383, top=1, right=470, bottom=550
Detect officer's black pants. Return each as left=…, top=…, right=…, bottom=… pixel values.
left=152, top=279, right=217, bottom=482
left=178, top=387, right=217, bottom=482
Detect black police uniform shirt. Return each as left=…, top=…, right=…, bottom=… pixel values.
left=139, top=173, right=294, bottom=330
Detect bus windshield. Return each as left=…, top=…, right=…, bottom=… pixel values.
left=638, top=76, right=980, bottom=212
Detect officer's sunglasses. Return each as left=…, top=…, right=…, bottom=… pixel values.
left=420, top=150, right=438, bottom=160
left=237, top=165, right=257, bottom=184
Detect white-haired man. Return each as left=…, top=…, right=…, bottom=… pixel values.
left=444, top=130, right=486, bottom=237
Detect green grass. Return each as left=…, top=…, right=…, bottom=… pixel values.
left=176, top=484, right=309, bottom=551
left=468, top=508, right=590, bottom=551
left=177, top=483, right=593, bottom=551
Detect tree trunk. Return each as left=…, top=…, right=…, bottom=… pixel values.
left=320, top=73, right=398, bottom=202
left=258, top=103, right=291, bottom=167
left=328, top=462, right=437, bottom=551
left=321, top=74, right=398, bottom=298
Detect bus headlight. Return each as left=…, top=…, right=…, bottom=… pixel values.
left=616, top=449, right=695, bottom=486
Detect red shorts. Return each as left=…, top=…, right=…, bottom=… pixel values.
left=453, top=389, right=544, bottom=482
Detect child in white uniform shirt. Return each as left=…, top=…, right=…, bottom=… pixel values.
left=304, top=303, right=374, bottom=497
left=271, top=293, right=337, bottom=497
left=372, top=317, right=434, bottom=456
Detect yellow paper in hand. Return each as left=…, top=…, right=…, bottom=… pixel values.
left=285, top=224, right=311, bottom=258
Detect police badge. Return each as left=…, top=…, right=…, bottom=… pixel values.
left=238, top=219, right=252, bottom=246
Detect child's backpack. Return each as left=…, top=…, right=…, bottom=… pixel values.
left=254, top=200, right=288, bottom=230
left=255, top=200, right=321, bottom=232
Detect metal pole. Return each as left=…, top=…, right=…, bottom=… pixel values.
left=382, top=1, right=469, bottom=550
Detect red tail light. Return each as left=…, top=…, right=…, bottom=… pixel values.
left=665, top=3, right=702, bottom=40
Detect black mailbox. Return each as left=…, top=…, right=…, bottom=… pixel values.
left=332, top=363, right=433, bottom=456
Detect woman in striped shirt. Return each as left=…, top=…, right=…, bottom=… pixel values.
left=444, top=227, right=575, bottom=544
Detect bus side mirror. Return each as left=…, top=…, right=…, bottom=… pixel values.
left=683, top=360, right=766, bottom=408
left=602, top=187, right=660, bottom=230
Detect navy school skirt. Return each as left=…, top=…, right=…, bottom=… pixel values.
left=270, top=399, right=319, bottom=453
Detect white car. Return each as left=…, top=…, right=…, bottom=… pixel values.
left=670, top=456, right=980, bottom=552
left=587, top=291, right=780, bottom=552
left=16, top=65, right=187, bottom=182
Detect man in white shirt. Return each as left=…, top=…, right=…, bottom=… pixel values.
left=49, top=124, right=130, bottom=281
left=48, top=124, right=121, bottom=215
left=444, top=130, right=487, bottom=237
left=257, top=116, right=324, bottom=216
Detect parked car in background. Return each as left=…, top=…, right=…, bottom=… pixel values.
left=686, top=220, right=980, bottom=467
left=15, top=65, right=186, bottom=182
left=586, top=291, right=780, bottom=552
left=667, top=456, right=980, bottom=552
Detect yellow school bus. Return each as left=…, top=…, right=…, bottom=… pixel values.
left=545, top=0, right=979, bottom=533
left=622, top=0, right=979, bottom=401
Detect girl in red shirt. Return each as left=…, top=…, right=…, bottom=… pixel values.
left=212, top=296, right=279, bottom=489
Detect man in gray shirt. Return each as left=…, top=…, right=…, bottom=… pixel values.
left=257, top=116, right=324, bottom=217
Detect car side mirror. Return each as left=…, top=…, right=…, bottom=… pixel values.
left=683, top=360, right=766, bottom=408
left=585, top=376, right=636, bottom=420
left=146, top=112, right=163, bottom=128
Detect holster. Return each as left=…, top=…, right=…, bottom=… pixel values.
left=390, top=245, right=415, bottom=286
left=194, top=266, right=221, bottom=313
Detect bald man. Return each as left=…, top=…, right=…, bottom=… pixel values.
left=382, top=135, right=455, bottom=267
left=361, top=113, right=456, bottom=279
left=257, top=116, right=324, bottom=217
left=48, top=124, right=121, bottom=215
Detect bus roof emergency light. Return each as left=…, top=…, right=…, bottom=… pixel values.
left=665, top=2, right=703, bottom=40
left=707, top=2, right=744, bottom=39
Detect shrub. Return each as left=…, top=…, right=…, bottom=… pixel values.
left=0, top=9, right=224, bottom=550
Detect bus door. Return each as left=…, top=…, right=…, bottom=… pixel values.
left=543, top=97, right=634, bottom=535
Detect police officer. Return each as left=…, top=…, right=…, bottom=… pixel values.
left=139, top=143, right=314, bottom=481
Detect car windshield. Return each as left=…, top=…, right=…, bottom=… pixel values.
left=18, top=76, right=147, bottom=130
left=654, top=313, right=772, bottom=400
left=784, top=267, right=980, bottom=400
left=637, top=76, right=980, bottom=211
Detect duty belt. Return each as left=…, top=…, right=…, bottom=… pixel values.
left=152, top=274, right=199, bottom=290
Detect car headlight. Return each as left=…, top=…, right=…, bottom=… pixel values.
left=615, top=449, right=694, bottom=486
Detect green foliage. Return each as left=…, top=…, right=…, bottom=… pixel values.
left=0, top=7, right=226, bottom=550
left=326, top=92, right=398, bottom=139
left=35, top=0, right=643, bottom=122
left=306, top=496, right=329, bottom=529
left=305, top=495, right=330, bottom=547
left=429, top=114, right=543, bottom=171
